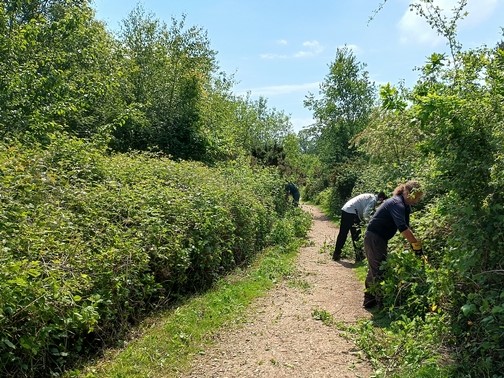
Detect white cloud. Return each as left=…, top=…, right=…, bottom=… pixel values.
left=302, top=40, right=322, bottom=49
left=398, top=0, right=499, bottom=46
left=398, top=6, right=443, bottom=46
left=260, top=53, right=289, bottom=59
left=293, top=50, right=315, bottom=58
left=462, top=0, right=498, bottom=26
left=276, top=39, right=288, bottom=45
left=261, top=40, right=324, bottom=60
left=294, top=40, right=324, bottom=57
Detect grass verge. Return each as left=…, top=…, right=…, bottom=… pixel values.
left=68, top=241, right=303, bottom=378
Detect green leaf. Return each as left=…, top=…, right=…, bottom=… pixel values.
left=461, top=303, right=476, bottom=316
left=3, top=339, right=16, bottom=349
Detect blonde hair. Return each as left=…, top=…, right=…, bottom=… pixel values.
left=393, top=180, right=421, bottom=196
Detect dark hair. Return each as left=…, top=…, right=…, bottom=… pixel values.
left=393, top=180, right=421, bottom=196
left=377, top=191, right=387, bottom=201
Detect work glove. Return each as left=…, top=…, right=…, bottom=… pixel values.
left=411, top=241, right=423, bottom=256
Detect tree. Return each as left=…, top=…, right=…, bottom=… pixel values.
left=304, top=46, right=376, bottom=165
left=303, top=46, right=376, bottom=210
left=111, top=6, right=218, bottom=160
left=362, top=2, right=504, bottom=375
left=0, top=0, right=119, bottom=142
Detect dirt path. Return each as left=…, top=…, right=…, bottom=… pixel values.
left=179, top=204, right=374, bottom=378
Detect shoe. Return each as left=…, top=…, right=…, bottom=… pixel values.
left=355, top=248, right=365, bottom=262
left=363, top=297, right=378, bottom=309
left=333, top=249, right=341, bottom=261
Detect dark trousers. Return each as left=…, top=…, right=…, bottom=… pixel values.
left=334, top=210, right=361, bottom=256
left=292, top=192, right=300, bottom=206
left=363, top=231, right=388, bottom=302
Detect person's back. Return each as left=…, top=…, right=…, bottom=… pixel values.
left=333, top=191, right=387, bottom=262
left=285, top=182, right=300, bottom=206
left=366, top=195, right=410, bottom=241
left=342, top=193, right=376, bottom=222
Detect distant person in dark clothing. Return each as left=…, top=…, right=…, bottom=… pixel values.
left=285, top=182, right=300, bottom=206
left=363, top=180, right=424, bottom=309
left=333, top=192, right=387, bottom=262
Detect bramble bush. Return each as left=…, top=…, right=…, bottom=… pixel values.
left=0, top=135, right=311, bottom=377
left=348, top=38, right=504, bottom=376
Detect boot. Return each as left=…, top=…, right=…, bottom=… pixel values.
left=363, top=297, right=377, bottom=309
left=355, top=250, right=365, bottom=263
left=332, top=250, right=341, bottom=261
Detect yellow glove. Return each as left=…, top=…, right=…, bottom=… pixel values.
left=411, top=241, right=423, bottom=256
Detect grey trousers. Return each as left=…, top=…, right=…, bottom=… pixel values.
left=363, top=231, right=388, bottom=301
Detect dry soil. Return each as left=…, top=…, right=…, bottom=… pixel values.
left=180, top=204, right=374, bottom=378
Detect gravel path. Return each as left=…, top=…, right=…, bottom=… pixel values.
left=179, top=204, right=374, bottom=378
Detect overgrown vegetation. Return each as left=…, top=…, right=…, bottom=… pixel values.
left=69, top=221, right=309, bottom=377
left=0, top=134, right=311, bottom=376
left=1, top=0, right=503, bottom=377
left=0, top=1, right=311, bottom=377
left=304, top=1, right=504, bottom=376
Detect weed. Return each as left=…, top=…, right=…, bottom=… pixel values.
left=287, top=278, right=311, bottom=291
left=319, top=238, right=335, bottom=255
left=311, top=308, right=335, bottom=326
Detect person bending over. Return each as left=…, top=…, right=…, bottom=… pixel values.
left=362, top=180, right=424, bottom=309
left=333, top=191, right=387, bottom=262
left=285, top=182, right=300, bottom=207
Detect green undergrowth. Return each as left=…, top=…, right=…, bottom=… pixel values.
left=342, top=313, right=455, bottom=378
left=316, top=207, right=455, bottom=378
left=69, top=239, right=306, bottom=377
left=348, top=262, right=456, bottom=378
left=0, top=135, right=312, bottom=377
left=312, top=301, right=455, bottom=378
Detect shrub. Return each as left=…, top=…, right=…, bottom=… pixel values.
left=0, top=136, right=311, bottom=377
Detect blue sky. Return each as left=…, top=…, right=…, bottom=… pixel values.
left=91, top=0, right=504, bottom=132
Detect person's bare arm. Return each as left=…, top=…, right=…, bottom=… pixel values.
left=401, top=228, right=419, bottom=243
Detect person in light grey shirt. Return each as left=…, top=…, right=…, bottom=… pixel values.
left=333, top=191, right=387, bottom=262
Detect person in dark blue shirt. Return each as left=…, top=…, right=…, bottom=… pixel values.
left=285, top=182, right=300, bottom=207
left=363, top=180, right=424, bottom=309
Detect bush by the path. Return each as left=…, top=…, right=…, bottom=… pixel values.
left=0, top=135, right=310, bottom=377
